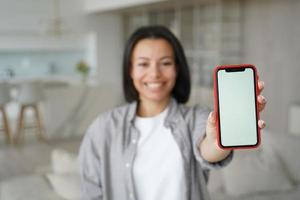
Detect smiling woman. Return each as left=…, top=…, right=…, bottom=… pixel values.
left=122, top=26, right=191, bottom=104
left=78, top=25, right=267, bottom=200
left=130, top=38, right=177, bottom=117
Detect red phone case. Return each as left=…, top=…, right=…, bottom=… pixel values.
left=213, top=64, right=261, bottom=150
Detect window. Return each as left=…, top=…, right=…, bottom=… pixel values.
left=122, top=0, right=242, bottom=106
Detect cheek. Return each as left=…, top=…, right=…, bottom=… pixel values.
left=131, top=69, right=144, bottom=91
left=167, top=68, right=177, bottom=82
left=131, top=68, right=144, bottom=82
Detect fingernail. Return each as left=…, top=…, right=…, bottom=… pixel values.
left=209, top=112, right=215, bottom=123
left=258, top=95, right=266, bottom=103
left=212, top=111, right=216, bottom=117
left=260, top=120, right=266, bottom=128
left=261, top=81, right=265, bottom=87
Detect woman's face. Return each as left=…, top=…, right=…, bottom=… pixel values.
left=130, top=38, right=177, bottom=104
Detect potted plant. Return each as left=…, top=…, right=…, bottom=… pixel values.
left=76, top=60, right=90, bottom=83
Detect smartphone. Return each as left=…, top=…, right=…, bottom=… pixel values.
left=214, top=64, right=260, bottom=150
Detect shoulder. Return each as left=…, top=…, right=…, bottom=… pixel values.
left=85, top=103, right=133, bottom=139
left=174, top=104, right=211, bottom=136
left=177, top=103, right=211, bottom=121
left=79, top=104, right=132, bottom=159
left=97, top=103, right=132, bottom=122
left=166, top=98, right=211, bottom=124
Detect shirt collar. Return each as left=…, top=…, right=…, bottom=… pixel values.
left=127, top=101, right=138, bottom=124
left=164, top=98, right=183, bottom=127
left=127, top=97, right=182, bottom=126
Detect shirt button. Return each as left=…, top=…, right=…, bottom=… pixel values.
left=125, top=163, right=131, bottom=168
left=132, top=139, right=137, bottom=144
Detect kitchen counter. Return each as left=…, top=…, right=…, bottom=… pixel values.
left=1, top=75, right=99, bottom=87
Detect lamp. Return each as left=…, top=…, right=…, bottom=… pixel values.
left=49, top=0, right=63, bottom=36
left=41, top=0, right=66, bottom=37
left=288, top=103, right=300, bottom=136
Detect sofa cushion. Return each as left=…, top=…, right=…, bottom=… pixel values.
left=221, top=148, right=293, bottom=197
left=210, top=185, right=300, bottom=200
left=0, top=175, right=63, bottom=200
left=263, top=130, right=300, bottom=184
left=47, top=148, right=81, bottom=200
left=47, top=173, right=80, bottom=200
left=51, top=148, right=78, bottom=174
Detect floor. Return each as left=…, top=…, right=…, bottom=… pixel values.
left=0, top=135, right=82, bottom=182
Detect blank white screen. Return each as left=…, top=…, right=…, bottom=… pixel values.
left=217, top=68, right=257, bottom=146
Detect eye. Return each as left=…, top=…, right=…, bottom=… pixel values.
left=161, top=60, right=174, bottom=67
left=162, top=62, right=172, bottom=66
left=137, top=62, right=149, bottom=67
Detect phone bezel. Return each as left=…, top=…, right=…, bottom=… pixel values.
left=214, top=64, right=261, bottom=150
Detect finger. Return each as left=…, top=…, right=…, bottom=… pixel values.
left=258, top=120, right=266, bottom=129
left=258, top=103, right=266, bottom=112
left=209, top=111, right=216, bottom=124
left=257, top=81, right=265, bottom=95
left=206, top=111, right=217, bottom=129
left=257, top=95, right=267, bottom=112
left=206, top=111, right=218, bottom=140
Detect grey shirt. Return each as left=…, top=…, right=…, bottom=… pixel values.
left=79, top=98, right=233, bottom=200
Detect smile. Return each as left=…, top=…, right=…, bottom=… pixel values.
left=144, top=82, right=165, bottom=89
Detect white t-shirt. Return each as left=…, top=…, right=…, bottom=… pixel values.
left=133, top=107, right=186, bottom=200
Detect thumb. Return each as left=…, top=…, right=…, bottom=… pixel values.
left=206, top=111, right=217, bottom=141
left=207, top=111, right=216, bottom=126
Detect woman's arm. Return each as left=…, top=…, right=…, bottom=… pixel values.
left=200, top=80, right=267, bottom=163
left=79, top=129, right=103, bottom=200
left=199, top=111, right=231, bottom=163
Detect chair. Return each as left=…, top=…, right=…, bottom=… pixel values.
left=0, top=82, right=12, bottom=143
left=14, top=81, right=47, bottom=143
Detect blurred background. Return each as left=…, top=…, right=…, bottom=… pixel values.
left=0, top=0, right=299, bottom=200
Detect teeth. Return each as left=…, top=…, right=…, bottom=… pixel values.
left=145, top=83, right=163, bottom=89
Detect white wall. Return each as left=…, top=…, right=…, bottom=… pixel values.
left=0, top=0, right=85, bottom=35
left=242, top=0, right=300, bottom=134
left=44, top=84, right=124, bottom=138
left=83, top=13, right=124, bottom=88
left=2, top=0, right=299, bottom=138
left=0, top=0, right=124, bottom=87
left=84, top=0, right=167, bottom=13
left=0, top=0, right=125, bottom=139
left=93, top=0, right=300, bottom=135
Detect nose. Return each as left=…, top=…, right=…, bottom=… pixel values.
left=149, top=62, right=161, bottom=78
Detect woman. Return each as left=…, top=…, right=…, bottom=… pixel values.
left=79, top=25, right=266, bottom=200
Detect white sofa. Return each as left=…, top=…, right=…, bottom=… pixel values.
left=0, top=139, right=81, bottom=200
left=0, top=84, right=122, bottom=200
left=208, top=130, right=300, bottom=200
left=1, top=130, right=299, bottom=200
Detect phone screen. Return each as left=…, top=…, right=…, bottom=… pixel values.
left=216, top=67, right=258, bottom=148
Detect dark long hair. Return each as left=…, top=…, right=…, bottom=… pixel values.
left=122, top=25, right=191, bottom=103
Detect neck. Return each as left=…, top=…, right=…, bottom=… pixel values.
left=137, top=97, right=171, bottom=117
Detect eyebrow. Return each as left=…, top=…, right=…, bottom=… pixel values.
left=135, top=56, right=174, bottom=60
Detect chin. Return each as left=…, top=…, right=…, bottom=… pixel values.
left=141, top=93, right=171, bottom=103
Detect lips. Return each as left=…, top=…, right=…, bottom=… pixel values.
left=145, top=82, right=164, bottom=89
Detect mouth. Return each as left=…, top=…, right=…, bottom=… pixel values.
left=144, top=82, right=165, bottom=89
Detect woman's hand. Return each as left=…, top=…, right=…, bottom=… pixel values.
left=200, top=80, right=267, bottom=163
left=257, top=80, right=267, bottom=128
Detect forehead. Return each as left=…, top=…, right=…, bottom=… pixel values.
left=132, top=38, right=174, bottom=59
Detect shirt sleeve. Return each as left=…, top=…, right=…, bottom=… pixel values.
left=79, top=121, right=103, bottom=200
left=191, top=106, right=233, bottom=170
